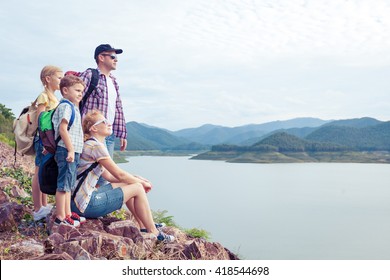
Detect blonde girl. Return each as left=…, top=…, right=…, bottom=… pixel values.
left=32, top=65, right=63, bottom=221
left=71, top=110, right=174, bottom=242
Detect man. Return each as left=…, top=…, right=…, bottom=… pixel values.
left=79, top=44, right=127, bottom=157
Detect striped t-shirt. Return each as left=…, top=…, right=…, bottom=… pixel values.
left=72, top=138, right=110, bottom=213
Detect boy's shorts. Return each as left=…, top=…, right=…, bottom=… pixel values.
left=55, top=146, right=80, bottom=193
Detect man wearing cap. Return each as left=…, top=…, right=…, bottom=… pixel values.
left=79, top=44, right=127, bottom=156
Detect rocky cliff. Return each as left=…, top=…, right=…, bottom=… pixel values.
left=0, top=142, right=237, bottom=260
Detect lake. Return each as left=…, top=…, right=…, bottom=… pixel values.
left=118, top=156, right=390, bottom=260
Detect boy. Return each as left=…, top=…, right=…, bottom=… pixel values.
left=52, top=75, right=86, bottom=226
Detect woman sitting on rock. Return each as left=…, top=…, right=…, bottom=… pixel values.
left=70, top=110, right=174, bottom=242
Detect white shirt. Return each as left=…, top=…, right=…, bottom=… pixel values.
left=106, top=75, right=117, bottom=125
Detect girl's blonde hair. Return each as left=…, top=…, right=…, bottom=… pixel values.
left=82, top=110, right=104, bottom=141
left=40, top=65, right=62, bottom=87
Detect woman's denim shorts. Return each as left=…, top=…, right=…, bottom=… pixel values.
left=71, top=184, right=124, bottom=218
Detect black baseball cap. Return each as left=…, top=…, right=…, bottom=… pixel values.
left=94, top=44, right=123, bottom=59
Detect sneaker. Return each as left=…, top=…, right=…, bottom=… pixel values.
left=155, top=223, right=166, bottom=228
left=157, top=231, right=175, bottom=243
left=54, top=217, right=80, bottom=227
left=33, top=206, right=52, bottom=221
left=140, top=223, right=166, bottom=233
left=70, top=212, right=86, bottom=224
left=53, top=218, right=64, bottom=226
left=43, top=204, right=53, bottom=211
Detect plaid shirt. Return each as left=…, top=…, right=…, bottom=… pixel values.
left=79, top=68, right=127, bottom=139
left=52, top=99, right=84, bottom=153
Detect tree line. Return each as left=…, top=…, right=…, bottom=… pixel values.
left=211, top=132, right=356, bottom=153
left=0, top=104, right=15, bottom=145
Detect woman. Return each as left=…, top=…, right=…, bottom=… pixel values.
left=71, top=110, right=174, bottom=242
left=32, top=65, right=63, bottom=221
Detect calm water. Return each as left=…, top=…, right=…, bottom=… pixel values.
left=118, top=157, right=390, bottom=260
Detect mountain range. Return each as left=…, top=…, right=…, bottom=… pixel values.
left=171, top=117, right=330, bottom=145
left=123, top=117, right=390, bottom=152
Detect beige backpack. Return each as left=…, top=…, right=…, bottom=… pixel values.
left=13, top=99, right=38, bottom=156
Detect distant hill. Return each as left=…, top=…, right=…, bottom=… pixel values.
left=125, top=122, right=191, bottom=150
left=240, top=126, right=319, bottom=146
left=193, top=129, right=390, bottom=163
left=243, top=117, right=385, bottom=147
left=323, top=117, right=382, bottom=128
left=211, top=132, right=348, bottom=153
left=306, top=121, right=390, bottom=150
left=172, top=117, right=330, bottom=145
left=170, top=124, right=223, bottom=139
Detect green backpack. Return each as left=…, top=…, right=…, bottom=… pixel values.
left=38, top=99, right=75, bottom=154
left=38, top=100, right=76, bottom=195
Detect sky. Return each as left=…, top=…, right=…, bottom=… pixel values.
left=1, top=0, right=390, bottom=131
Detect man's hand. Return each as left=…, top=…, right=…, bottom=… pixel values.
left=120, top=138, right=127, bottom=151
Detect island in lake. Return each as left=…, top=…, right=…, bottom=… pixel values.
left=191, top=129, right=390, bottom=164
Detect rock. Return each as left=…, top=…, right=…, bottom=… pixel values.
left=0, top=177, right=18, bottom=189
left=11, top=185, right=29, bottom=198
left=0, top=142, right=34, bottom=174
left=183, top=239, right=230, bottom=260
left=43, top=239, right=55, bottom=254
left=75, top=231, right=103, bottom=256
left=161, top=226, right=187, bottom=243
left=10, top=238, right=45, bottom=258
left=0, top=190, right=10, bottom=204
left=55, top=241, right=92, bottom=260
left=0, top=201, right=32, bottom=236
left=105, top=220, right=143, bottom=242
left=0, top=202, right=25, bottom=231
left=47, top=233, right=66, bottom=246
left=99, top=231, right=133, bottom=259
left=161, top=243, right=186, bottom=259
left=50, top=223, right=82, bottom=241
left=79, top=218, right=104, bottom=232
left=31, top=252, right=73, bottom=260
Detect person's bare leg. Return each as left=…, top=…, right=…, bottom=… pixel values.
left=55, top=191, right=66, bottom=221
left=41, top=193, right=48, bottom=207
left=32, top=166, right=42, bottom=212
left=121, top=183, right=158, bottom=234
left=126, top=197, right=145, bottom=228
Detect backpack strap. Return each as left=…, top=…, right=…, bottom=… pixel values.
left=54, top=99, right=76, bottom=145
left=71, top=138, right=99, bottom=200
left=71, top=162, right=99, bottom=201
left=31, top=98, right=38, bottom=108
left=59, top=99, right=76, bottom=129
left=79, top=68, right=99, bottom=114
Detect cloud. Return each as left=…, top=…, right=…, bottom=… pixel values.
left=2, top=0, right=390, bottom=130
left=173, top=0, right=390, bottom=61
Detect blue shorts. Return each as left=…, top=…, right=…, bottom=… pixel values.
left=55, top=146, right=80, bottom=193
left=34, top=137, right=43, bottom=166
left=71, top=184, right=124, bottom=218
